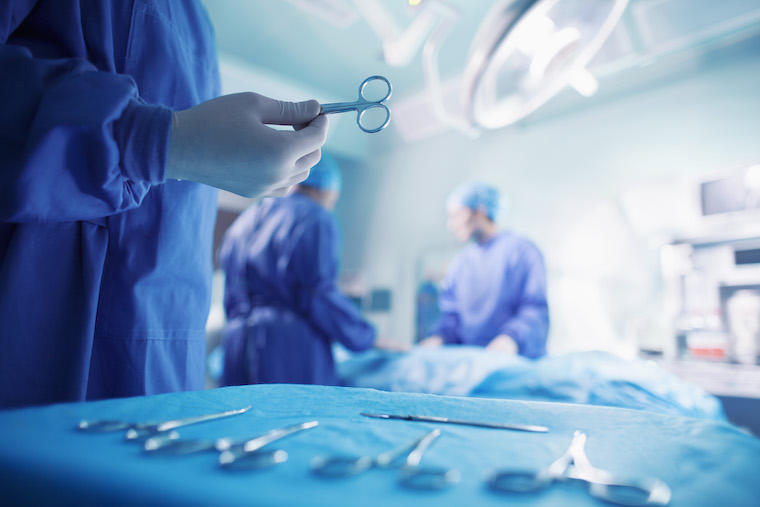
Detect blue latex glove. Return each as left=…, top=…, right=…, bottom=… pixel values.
left=167, top=92, right=328, bottom=197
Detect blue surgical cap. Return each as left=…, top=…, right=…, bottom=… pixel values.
left=446, top=182, right=500, bottom=220
left=302, top=153, right=342, bottom=192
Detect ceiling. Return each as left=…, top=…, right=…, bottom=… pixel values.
left=201, top=0, right=760, bottom=143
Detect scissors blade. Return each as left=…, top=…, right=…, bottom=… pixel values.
left=360, top=413, right=549, bottom=433
left=375, top=429, right=438, bottom=468
left=404, top=429, right=441, bottom=468
left=125, top=405, right=251, bottom=441
left=220, top=420, right=319, bottom=458
left=243, top=420, right=319, bottom=452
left=155, top=405, right=251, bottom=431
left=218, top=420, right=318, bottom=468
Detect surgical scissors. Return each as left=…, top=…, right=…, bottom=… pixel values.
left=76, top=405, right=251, bottom=441
left=310, top=429, right=460, bottom=490
left=217, top=420, right=319, bottom=470
left=143, top=419, right=315, bottom=456
left=486, top=431, right=672, bottom=506
left=320, top=75, right=392, bottom=133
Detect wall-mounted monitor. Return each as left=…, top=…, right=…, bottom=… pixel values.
left=700, top=165, right=760, bottom=216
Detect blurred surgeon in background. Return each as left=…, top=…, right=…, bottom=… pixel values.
left=0, top=1, right=327, bottom=408
left=419, top=182, right=549, bottom=358
left=219, top=155, right=379, bottom=386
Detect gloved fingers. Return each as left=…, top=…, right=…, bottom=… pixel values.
left=264, top=186, right=293, bottom=198
left=294, top=148, right=322, bottom=174
left=293, top=120, right=309, bottom=131
left=292, top=110, right=325, bottom=131
left=284, top=167, right=311, bottom=187
left=256, top=96, right=321, bottom=126
left=262, top=168, right=310, bottom=198
left=288, top=114, right=329, bottom=156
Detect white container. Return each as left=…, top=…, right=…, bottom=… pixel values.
left=726, top=290, right=760, bottom=364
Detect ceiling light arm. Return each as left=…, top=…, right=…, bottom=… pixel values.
left=420, top=3, right=480, bottom=137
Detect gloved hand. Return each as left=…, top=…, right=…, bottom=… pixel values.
left=374, top=336, right=412, bottom=352
left=486, top=334, right=518, bottom=354
left=166, top=92, right=328, bottom=197
left=417, top=335, right=444, bottom=348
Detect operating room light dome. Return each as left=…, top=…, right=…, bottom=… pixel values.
left=461, top=0, right=629, bottom=129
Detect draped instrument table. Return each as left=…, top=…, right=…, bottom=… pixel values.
left=0, top=384, right=758, bottom=506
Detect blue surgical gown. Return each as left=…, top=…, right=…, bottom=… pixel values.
left=432, top=231, right=549, bottom=358
left=219, top=193, right=376, bottom=386
left=0, top=1, right=220, bottom=407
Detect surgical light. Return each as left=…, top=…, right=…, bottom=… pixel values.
left=461, top=0, right=629, bottom=129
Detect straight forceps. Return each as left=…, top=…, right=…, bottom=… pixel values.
left=76, top=406, right=251, bottom=441
left=310, top=429, right=460, bottom=490
left=486, top=431, right=672, bottom=506
left=362, top=412, right=548, bottom=433
left=320, top=76, right=392, bottom=133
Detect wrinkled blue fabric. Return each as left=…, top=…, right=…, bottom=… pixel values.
left=0, top=0, right=220, bottom=407
left=473, top=351, right=727, bottom=420
left=219, top=193, right=375, bottom=386
left=432, top=231, right=549, bottom=357
left=0, top=384, right=756, bottom=506
left=337, top=347, right=727, bottom=421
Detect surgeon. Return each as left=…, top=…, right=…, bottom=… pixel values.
left=419, top=182, right=549, bottom=358
left=219, top=155, right=377, bottom=386
left=0, top=1, right=328, bottom=407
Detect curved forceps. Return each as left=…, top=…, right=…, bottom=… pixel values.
left=320, top=76, right=392, bottom=133
left=310, top=429, right=460, bottom=490
left=217, top=420, right=320, bottom=469
left=486, top=431, right=672, bottom=506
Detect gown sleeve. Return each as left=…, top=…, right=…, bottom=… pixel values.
left=218, top=216, right=250, bottom=321
left=430, top=261, right=462, bottom=345
left=498, top=242, right=550, bottom=358
left=293, top=212, right=376, bottom=352
left=0, top=3, right=171, bottom=223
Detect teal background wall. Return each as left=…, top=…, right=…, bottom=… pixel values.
left=332, top=37, right=760, bottom=351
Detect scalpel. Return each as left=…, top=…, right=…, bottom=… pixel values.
left=360, top=413, right=549, bottom=433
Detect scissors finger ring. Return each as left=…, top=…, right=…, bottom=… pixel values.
left=320, top=75, right=392, bottom=134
